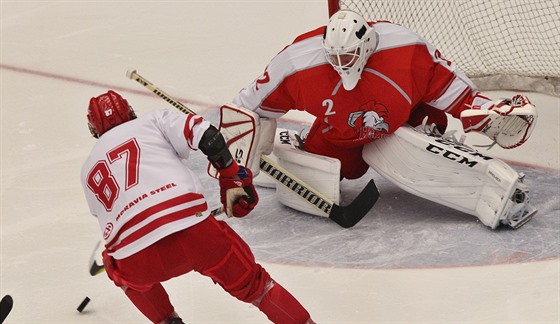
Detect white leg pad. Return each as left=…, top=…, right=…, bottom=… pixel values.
left=253, top=128, right=289, bottom=188
left=362, top=125, right=537, bottom=229
left=257, top=128, right=341, bottom=217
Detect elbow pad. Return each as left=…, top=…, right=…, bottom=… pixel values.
left=199, top=125, right=234, bottom=170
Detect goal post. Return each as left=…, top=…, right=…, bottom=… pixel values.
left=327, top=0, right=560, bottom=96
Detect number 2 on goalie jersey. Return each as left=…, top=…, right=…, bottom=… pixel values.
left=86, top=138, right=140, bottom=211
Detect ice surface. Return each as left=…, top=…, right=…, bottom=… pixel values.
left=1, top=2, right=558, bottom=323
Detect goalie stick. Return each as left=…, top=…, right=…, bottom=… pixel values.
left=126, top=69, right=379, bottom=228
left=89, top=206, right=224, bottom=276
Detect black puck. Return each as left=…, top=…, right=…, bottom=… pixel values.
left=77, top=296, right=91, bottom=313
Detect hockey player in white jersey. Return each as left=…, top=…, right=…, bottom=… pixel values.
left=80, top=90, right=314, bottom=324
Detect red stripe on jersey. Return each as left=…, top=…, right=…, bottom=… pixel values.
left=259, top=104, right=292, bottom=115
left=184, top=114, right=203, bottom=148
left=106, top=192, right=207, bottom=248
left=446, top=87, right=472, bottom=113
left=107, top=199, right=207, bottom=253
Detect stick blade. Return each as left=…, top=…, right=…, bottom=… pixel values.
left=88, top=241, right=105, bottom=276
left=89, top=262, right=105, bottom=276
left=329, top=179, right=379, bottom=228
left=1, top=295, right=14, bottom=323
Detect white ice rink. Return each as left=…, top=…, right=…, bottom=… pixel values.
left=1, top=1, right=559, bottom=323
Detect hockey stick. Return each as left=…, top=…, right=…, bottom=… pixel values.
left=89, top=206, right=224, bottom=276
left=126, top=69, right=379, bottom=228
left=0, top=295, right=13, bottom=324
left=88, top=240, right=105, bottom=276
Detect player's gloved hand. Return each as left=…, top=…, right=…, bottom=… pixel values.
left=219, top=166, right=259, bottom=217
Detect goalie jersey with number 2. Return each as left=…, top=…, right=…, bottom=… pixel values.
left=218, top=10, right=538, bottom=229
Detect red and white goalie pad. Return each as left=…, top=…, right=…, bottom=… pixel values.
left=208, top=104, right=276, bottom=178
left=460, top=95, right=537, bottom=149
left=363, top=125, right=537, bottom=229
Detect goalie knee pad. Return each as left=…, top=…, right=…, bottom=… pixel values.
left=362, top=125, right=537, bottom=229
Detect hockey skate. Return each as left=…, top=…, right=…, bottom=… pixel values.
left=497, top=174, right=538, bottom=229
left=166, top=316, right=185, bottom=324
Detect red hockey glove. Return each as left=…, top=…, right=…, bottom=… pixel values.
left=219, top=166, right=259, bottom=217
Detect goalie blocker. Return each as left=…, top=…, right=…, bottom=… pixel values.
left=362, top=124, right=537, bottom=229
left=208, top=104, right=276, bottom=178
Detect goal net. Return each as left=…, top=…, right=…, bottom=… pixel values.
left=328, top=0, right=559, bottom=96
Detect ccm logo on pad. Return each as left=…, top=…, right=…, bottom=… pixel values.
left=425, top=139, right=492, bottom=168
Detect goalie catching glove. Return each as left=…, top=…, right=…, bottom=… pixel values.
left=219, top=166, right=259, bottom=218
left=460, top=94, right=537, bottom=149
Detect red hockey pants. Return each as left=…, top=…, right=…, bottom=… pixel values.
left=105, top=216, right=311, bottom=323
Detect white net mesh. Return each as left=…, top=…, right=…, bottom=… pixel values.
left=332, top=0, right=560, bottom=95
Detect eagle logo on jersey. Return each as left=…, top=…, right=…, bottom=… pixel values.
left=347, top=101, right=389, bottom=141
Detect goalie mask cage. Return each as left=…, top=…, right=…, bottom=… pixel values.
left=328, top=0, right=560, bottom=96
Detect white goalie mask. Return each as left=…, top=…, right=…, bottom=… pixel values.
left=322, top=10, right=378, bottom=91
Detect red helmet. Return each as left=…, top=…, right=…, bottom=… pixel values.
left=87, top=90, right=136, bottom=138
